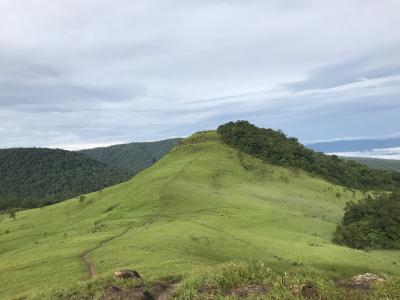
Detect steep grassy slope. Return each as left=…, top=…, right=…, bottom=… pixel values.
left=79, top=138, right=182, bottom=174
left=1, top=132, right=400, bottom=299
left=0, top=148, right=132, bottom=210
left=344, top=156, right=400, bottom=172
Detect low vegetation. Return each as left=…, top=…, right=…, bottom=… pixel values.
left=174, top=261, right=400, bottom=299
left=31, top=261, right=400, bottom=299
left=333, top=191, right=400, bottom=250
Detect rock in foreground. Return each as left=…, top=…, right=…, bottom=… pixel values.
left=114, top=270, right=141, bottom=279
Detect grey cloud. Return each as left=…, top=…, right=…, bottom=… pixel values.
left=286, top=55, right=400, bottom=91
left=0, top=50, right=148, bottom=113
left=0, top=0, right=400, bottom=148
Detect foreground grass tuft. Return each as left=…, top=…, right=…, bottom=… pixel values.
left=31, top=275, right=142, bottom=300
left=174, top=262, right=400, bottom=299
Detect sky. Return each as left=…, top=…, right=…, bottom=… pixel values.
left=0, top=0, right=400, bottom=150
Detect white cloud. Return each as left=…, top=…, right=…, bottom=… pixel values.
left=0, top=0, right=400, bottom=147
left=330, top=147, right=400, bottom=160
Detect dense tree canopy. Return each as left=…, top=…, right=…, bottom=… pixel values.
left=0, top=148, right=132, bottom=210
left=217, top=121, right=400, bottom=191
left=333, top=192, right=400, bottom=249
left=79, top=138, right=182, bottom=174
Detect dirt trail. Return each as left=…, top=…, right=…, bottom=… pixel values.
left=80, top=155, right=202, bottom=279
left=80, top=226, right=133, bottom=278
left=81, top=251, right=97, bottom=278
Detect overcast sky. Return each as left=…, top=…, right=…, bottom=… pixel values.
left=1, top=0, right=400, bottom=149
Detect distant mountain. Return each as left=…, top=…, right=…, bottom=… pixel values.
left=0, top=139, right=182, bottom=210
left=307, top=137, right=400, bottom=152
left=343, top=156, right=400, bottom=172
left=0, top=148, right=132, bottom=210
left=79, top=138, right=183, bottom=174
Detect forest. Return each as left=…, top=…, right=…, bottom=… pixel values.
left=0, top=148, right=132, bottom=210
left=0, top=139, right=182, bottom=211
left=79, top=138, right=182, bottom=174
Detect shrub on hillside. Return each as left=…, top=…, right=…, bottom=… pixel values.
left=333, top=192, right=400, bottom=250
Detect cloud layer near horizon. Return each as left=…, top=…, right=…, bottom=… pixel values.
left=330, top=147, right=400, bottom=160
left=1, top=0, right=400, bottom=149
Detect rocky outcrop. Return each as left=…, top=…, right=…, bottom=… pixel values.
left=338, top=273, right=385, bottom=290
left=114, top=270, right=141, bottom=279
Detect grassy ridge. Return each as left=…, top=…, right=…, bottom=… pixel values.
left=1, top=132, right=400, bottom=299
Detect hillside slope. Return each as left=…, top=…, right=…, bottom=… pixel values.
left=0, top=148, right=132, bottom=210
left=79, top=138, right=182, bottom=174
left=1, top=132, right=400, bottom=299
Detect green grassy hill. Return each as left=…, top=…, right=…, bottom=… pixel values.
left=79, top=138, right=183, bottom=174
left=1, top=131, right=399, bottom=299
left=0, top=148, right=132, bottom=210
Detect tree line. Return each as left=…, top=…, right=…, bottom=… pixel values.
left=217, top=121, right=400, bottom=191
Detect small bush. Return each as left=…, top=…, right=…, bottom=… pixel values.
left=333, top=192, right=400, bottom=249
left=79, top=196, right=86, bottom=204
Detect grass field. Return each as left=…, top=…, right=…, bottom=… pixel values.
left=1, top=131, right=400, bottom=299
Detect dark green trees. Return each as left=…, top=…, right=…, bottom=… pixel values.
left=333, top=192, right=400, bottom=249
left=79, top=138, right=182, bottom=173
left=217, top=121, right=400, bottom=191
left=0, top=148, right=132, bottom=210
left=0, top=139, right=182, bottom=211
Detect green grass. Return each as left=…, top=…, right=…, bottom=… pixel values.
left=173, top=261, right=400, bottom=299
left=1, top=131, right=399, bottom=299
